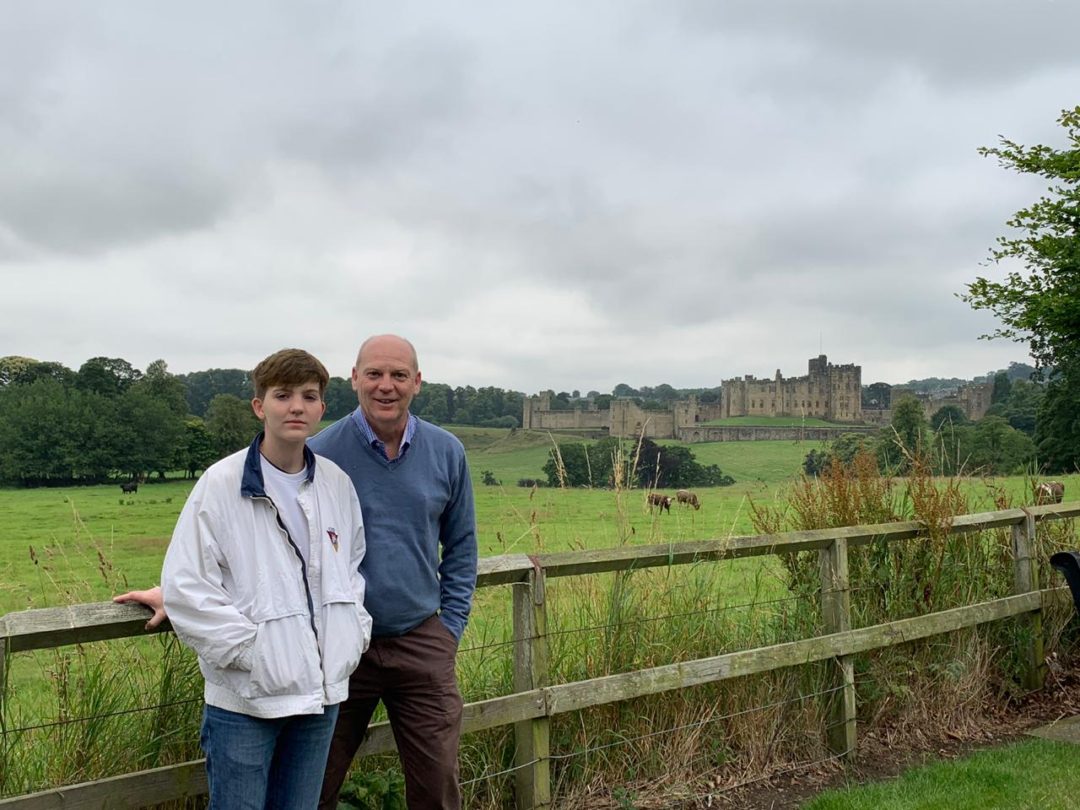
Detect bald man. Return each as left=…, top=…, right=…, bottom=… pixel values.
left=308, top=335, right=476, bottom=810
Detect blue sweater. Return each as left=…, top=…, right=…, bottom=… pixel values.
left=308, top=413, right=477, bottom=640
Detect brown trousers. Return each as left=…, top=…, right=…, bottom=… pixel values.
left=318, top=614, right=464, bottom=810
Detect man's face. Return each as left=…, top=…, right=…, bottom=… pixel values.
left=352, top=337, right=421, bottom=440
left=252, top=383, right=326, bottom=446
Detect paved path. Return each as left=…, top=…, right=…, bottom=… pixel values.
left=1028, top=715, right=1080, bottom=744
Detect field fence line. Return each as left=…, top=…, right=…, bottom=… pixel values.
left=457, top=591, right=816, bottom=656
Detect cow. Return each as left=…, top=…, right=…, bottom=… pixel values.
left=675, top=489, right=701, bottom=510
left=1034, top=481, right=1065, bottom=505
left=647, top=492, right=672, bottom=513
left=120, top=481, right=138, bottom=494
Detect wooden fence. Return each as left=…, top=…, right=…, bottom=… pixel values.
left=1, top=503, right=1077, bottom=809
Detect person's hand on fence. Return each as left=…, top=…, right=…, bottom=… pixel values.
left=113, top=586, right=167, bottom=630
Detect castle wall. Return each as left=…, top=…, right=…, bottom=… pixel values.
left=677, top=425, right=879, bottom=443
left=916, top=381, right=994, bottom=423
left=721, top=355, right=862, bottom=422
left=609, top=399, right=675, bottom=438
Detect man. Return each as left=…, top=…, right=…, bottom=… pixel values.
left=116, top=335, right=477, bottom=810
left=309, top=334, right=477, bottom=810
left=157, top=348, right=371, bottom=809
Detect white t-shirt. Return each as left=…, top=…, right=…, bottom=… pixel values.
left=260, top=456, right=311, bottom=567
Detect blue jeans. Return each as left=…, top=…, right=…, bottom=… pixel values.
left=201, top=703, right=340, bottom=810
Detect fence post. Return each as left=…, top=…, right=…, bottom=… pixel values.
left=0, top=633, right=6, bottom=735
left=512, top=566, right=551, bottom=810
left=1012, top=511, right=1045, bottom=691
left=819, top=537, right=856, bottom=759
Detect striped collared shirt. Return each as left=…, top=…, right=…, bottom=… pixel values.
left=351, top=408, right=417, bottom=461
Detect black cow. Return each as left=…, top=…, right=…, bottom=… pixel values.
left=120, top=482, right=138, bottom=494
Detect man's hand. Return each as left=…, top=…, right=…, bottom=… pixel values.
left=113, top=586, right=167, bottom=630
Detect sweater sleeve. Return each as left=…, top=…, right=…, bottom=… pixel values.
left=437, top=447, right=478, bottom=641
left=161, top=478, right=258, bottom=670
left=346, top=483, right=373, bottom=653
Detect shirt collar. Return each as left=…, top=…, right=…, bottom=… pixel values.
left=240, top=431, right=316, bottom=497
left=351, top=407, right=416, bottom=460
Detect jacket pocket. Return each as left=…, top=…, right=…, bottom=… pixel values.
left=321, top=599, right=372, bottom=685
left=247, top=612, right=322, bottom=698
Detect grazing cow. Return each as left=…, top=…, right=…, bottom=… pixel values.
left=647, top=493, right=672, bottom=513
left=1034, top=481, right=1065, bottom=505
left=120, top=482, right=138, bottom=494
left=675, top=489, right=701, bottom=510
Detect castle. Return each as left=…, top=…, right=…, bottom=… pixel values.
left=720, top=355, right=862, bottom=421
left=521, top=355, right=992, bottom=442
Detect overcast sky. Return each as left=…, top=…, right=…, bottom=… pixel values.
left=2, top=1, right=1077, bottom=393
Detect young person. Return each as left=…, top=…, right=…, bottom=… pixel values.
left=161, top=348, right=371, bottom=810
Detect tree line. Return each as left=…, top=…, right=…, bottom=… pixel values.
left=539, top=437, right=735, bottom=489
left=0, top=356, right=529, bottom=488
left=806, top=382, right=1043, bottom=479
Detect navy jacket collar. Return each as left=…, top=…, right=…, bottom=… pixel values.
left=240, top=432, right=317, bottom=498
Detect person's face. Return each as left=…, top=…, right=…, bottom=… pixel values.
left=351, top=337, right=421, bottom=439
left=252, top=382, right=326, bottom=446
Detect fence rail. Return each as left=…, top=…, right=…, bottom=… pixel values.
left=2, top=503, right=1077, bottom=809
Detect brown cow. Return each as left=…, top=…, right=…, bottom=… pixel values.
left=647, top=493, right=672, bottom=513
left=1034, top=481, right=1065, bottom=505
left=675, top=489, right=700, bottom=510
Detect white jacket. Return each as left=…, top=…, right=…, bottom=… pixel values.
left=162, top=436, right=372, bottom=719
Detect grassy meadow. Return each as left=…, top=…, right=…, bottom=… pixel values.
left=2, top=426, right=1078, bottom=805
left=0, top=429, right=817, bottom=615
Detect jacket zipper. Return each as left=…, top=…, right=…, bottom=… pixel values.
left=255, top=493, right=326, bottom=697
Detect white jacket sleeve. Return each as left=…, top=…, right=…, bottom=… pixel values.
left=162, top=481, right=258, bottom=670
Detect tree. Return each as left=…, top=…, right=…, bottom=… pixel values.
left=178, top=368, right=252, bottom=417
left=0, top=356, right=35, bottom=386
left=132, top=359, right=190, bottom=416
left=998, top=379, right=1044, bottom=436
left=861, top=382, right=891, bottom=409
left=180, top=417, right=217, bottom=478
left=323, top=376, right=356, bottom=421
left=543, top=438, right=621, bottom=488
left=964, top=106, right=1080, bottom=471
left=969, top=416, right=1035, bottom=475
left=930, top=404, right=969, bottom=432
left=991, top=371, right=1012, bottom=404
left=76, top=357, right=142, bottom=397
left=633, top=438, right=733, bottom=488
left=878, top=396, right=928, bottom=472
left=115, top=387, right=186, bottom=480
left=802, top=433, right=874, bottom=477
left=205, top=394, right=261, bottom=458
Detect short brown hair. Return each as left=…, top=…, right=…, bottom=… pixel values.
left=252, top=349, right=330, bottom=399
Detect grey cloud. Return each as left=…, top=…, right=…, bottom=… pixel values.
left=671, top=0, right=1080, bottom=88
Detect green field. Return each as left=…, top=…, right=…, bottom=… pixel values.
left=0, top=430, right=814, bottom=615
left=0, top=428, right=1067, bottom=616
